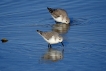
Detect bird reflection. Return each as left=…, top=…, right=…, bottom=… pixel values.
left=52, top=23, right=70, bottom=34
left=41, top=47, right=64, bottom=62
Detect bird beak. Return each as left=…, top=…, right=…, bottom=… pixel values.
left=61, top=42, right=64, bottom=47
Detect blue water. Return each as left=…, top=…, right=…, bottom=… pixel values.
left=0, top=0, right=106, bottom=71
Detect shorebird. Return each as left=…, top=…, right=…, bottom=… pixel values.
left=47, top=7, right=70, bottom=24
left=36, top=30, right=64, bottom=47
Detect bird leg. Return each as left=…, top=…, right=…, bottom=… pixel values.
left=48, top=43, right=52, bottom=48
left=61, top=42, right=64, bottom=47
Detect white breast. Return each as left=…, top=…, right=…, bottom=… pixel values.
left=52, top=15, right=63, bottom=22
left=43, top=36, right=59, bottom=44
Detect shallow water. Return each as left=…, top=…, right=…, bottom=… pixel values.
left=0, top=0, right=106, bottom=71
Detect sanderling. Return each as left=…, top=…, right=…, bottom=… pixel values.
left=47, top=7, right=70, bottom=24
left=36, top=30, right=64, bottom=47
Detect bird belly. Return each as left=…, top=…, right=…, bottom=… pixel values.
left=43, top=36, right=59, bottom=44
left=52, top=16, right=63, bottom=22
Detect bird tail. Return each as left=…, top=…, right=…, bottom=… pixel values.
left=47, top=7, right=54, bottom=13
left=36, top=30, right=43, bottom=35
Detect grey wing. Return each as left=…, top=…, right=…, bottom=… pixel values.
left=52, top=9, right=67, bottom=18
left=59, top=9, right=68, bottom=16
left=42, top=32, right=58, bottom=40
left=51, top=9, right=63, bottom=18
left=51, top=11, right=60, bottom=18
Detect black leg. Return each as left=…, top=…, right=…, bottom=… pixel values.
left=61, top=42, right=64, bottom=47
left=50, top=44, right=52, bottom=48
left=48, top=44, right=52, bottom=48
left=48, top=44, right=50, bottom=48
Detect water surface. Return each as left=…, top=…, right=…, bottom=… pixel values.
left=0, top=0, right=106, bottom=71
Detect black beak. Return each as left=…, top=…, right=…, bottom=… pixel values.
left=61, top=42, right=64, bottom=47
